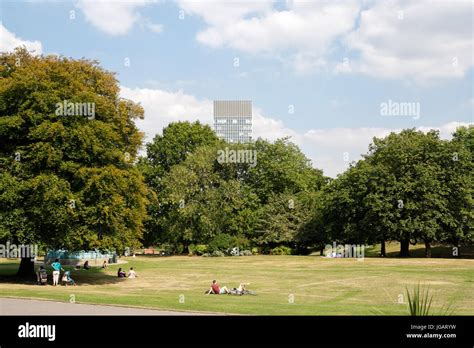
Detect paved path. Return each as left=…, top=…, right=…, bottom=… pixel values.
left=0, top=298, right=212, bottom=316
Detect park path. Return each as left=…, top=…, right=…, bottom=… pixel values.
left=0, top=298, right=213, bottom=316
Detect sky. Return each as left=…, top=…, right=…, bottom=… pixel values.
left=1, top=0, right=473, bottom=177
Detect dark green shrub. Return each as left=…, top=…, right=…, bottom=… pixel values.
left=188, top=244, right=208, bottom=256
left=208, top=234, right=234, bottom=253
left=271, top=246, right=293, bottom=255
left=195, top=244, right=208, bottom=256
left=232, top=235, right=250, bottom=249
left=160, top=243, right=174, bottom=255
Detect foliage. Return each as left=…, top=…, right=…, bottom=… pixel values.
left=321, top=127, right=473, bottom=257
left=208, top=234, right=234, bottom=253
left=188, top=244, right=208, bottom=256
left=271, top=246, right=293, bottom=255
left=0, top=48, right=148, bottom=258
left=405, top=284, right=433, bottom=316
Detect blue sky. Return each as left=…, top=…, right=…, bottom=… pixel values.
left=1, top=0, right=473, bottom=176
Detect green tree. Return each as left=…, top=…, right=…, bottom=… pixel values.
left=441, top=126, right=473, bottom=255
left=256, top=191, right=321, bottom=254
left=0, top=48, right=148, bottom=276
left=323, top=128, right=472, bottom=258
left=153, top=145, right=259, bottom=251
left=247, top=138, right=326, bottom=204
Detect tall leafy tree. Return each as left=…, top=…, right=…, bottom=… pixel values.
left=0, top=48, right=148, bottom=276
left=247, top=138, right=326, bottom=204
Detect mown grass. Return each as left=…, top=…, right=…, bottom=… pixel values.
left=1, top=253, right=473, bottom=315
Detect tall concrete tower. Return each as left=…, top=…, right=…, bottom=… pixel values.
left=213, top=100, right=252, bottom=143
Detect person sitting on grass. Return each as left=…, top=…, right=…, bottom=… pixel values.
left=102, top=260, right=108, bottom=269
left=127, top=267, right=137, bottom=278
left=83, top=260, right=90, bottom=270
left=117, top=268, right=126, bottom=278
left=209, top=280, right=229, bottom=294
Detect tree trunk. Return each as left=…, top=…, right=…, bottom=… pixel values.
left=380, top=240, right=386, bottom=257
left=424, top=240, right=431, bottom=258
left=320, top=245, right=324, bottom=256
left=400, top=239, right=410, bottom=257
left=16, top=257, right=35, bottom=278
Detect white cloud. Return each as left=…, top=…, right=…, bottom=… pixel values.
left=76, top=0, right=160, bottom=35
left=178, top=0, right=473, bottom=81
left=179, top=0, right=360, bottom=72
left=120, top=86, right=214, bottom=144
left=188, top=0, right=358, bottom=53
left=0, top=23, right=42, bottom=54
left=344, top=0, right=474, bottom=81
left=121, top=86, right=470, bottom=177
left=146, top=21, right=163, bottom=34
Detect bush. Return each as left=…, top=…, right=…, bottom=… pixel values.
left=239, top=250, right=253, bottom=256
left=211, top=250, right=225, bottom=257
left=271, top=246, right=293, bottom=255
left=189, top=244, right=208, bottom=256
left=208, top=234, right=234, bottom=253
left=160, top=243, right=175, bottom=255
left=251, top=247, right=259, bottom=255
left=174, top=244, right=184, bottom=255
left=202, top=253, right=210, bottom=257
left=232, top=235, right=250, bottom=249
left=195, top=244, right=208, bottom=255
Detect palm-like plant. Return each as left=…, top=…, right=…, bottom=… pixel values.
left=405, top=284, right=433, bottom=316
left=405, top=284, right=456, bottom=316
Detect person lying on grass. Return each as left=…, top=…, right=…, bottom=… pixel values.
left=205, top=281, right=254, bottom=295
left=208, top=280, right=230, bottom=294
left=236, top=283, right=248, bottom=294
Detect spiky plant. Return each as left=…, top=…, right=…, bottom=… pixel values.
left=405, top=284, right=433, bottom=316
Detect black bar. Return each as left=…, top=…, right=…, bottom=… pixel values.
left=0, top=315, right=472, bottom=347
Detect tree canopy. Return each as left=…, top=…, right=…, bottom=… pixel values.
left=0, top=48, right=148, bottom=274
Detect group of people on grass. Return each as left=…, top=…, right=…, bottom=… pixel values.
left=207, top=280, right=253, bottom=295
left=37, top=260, right=250, bottom=297
left=36, top=259, right=75, bottom=286
left=117, top=267, right=137, bottom=278
left=36, top=259, right=112, bottom=286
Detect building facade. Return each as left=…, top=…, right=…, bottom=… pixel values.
left=213, top=100, right=252, bottom=143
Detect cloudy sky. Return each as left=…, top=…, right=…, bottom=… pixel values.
left=1, top=0, right=473, bottom=177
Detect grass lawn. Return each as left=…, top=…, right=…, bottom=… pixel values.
left=1, top=246, right=473, bottom=315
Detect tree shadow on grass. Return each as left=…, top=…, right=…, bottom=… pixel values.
left=363, top=244, right=474, bottom=259
left=383, top=245, right=474, bottom=259
left=0, top=263, right=125, bottom=286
